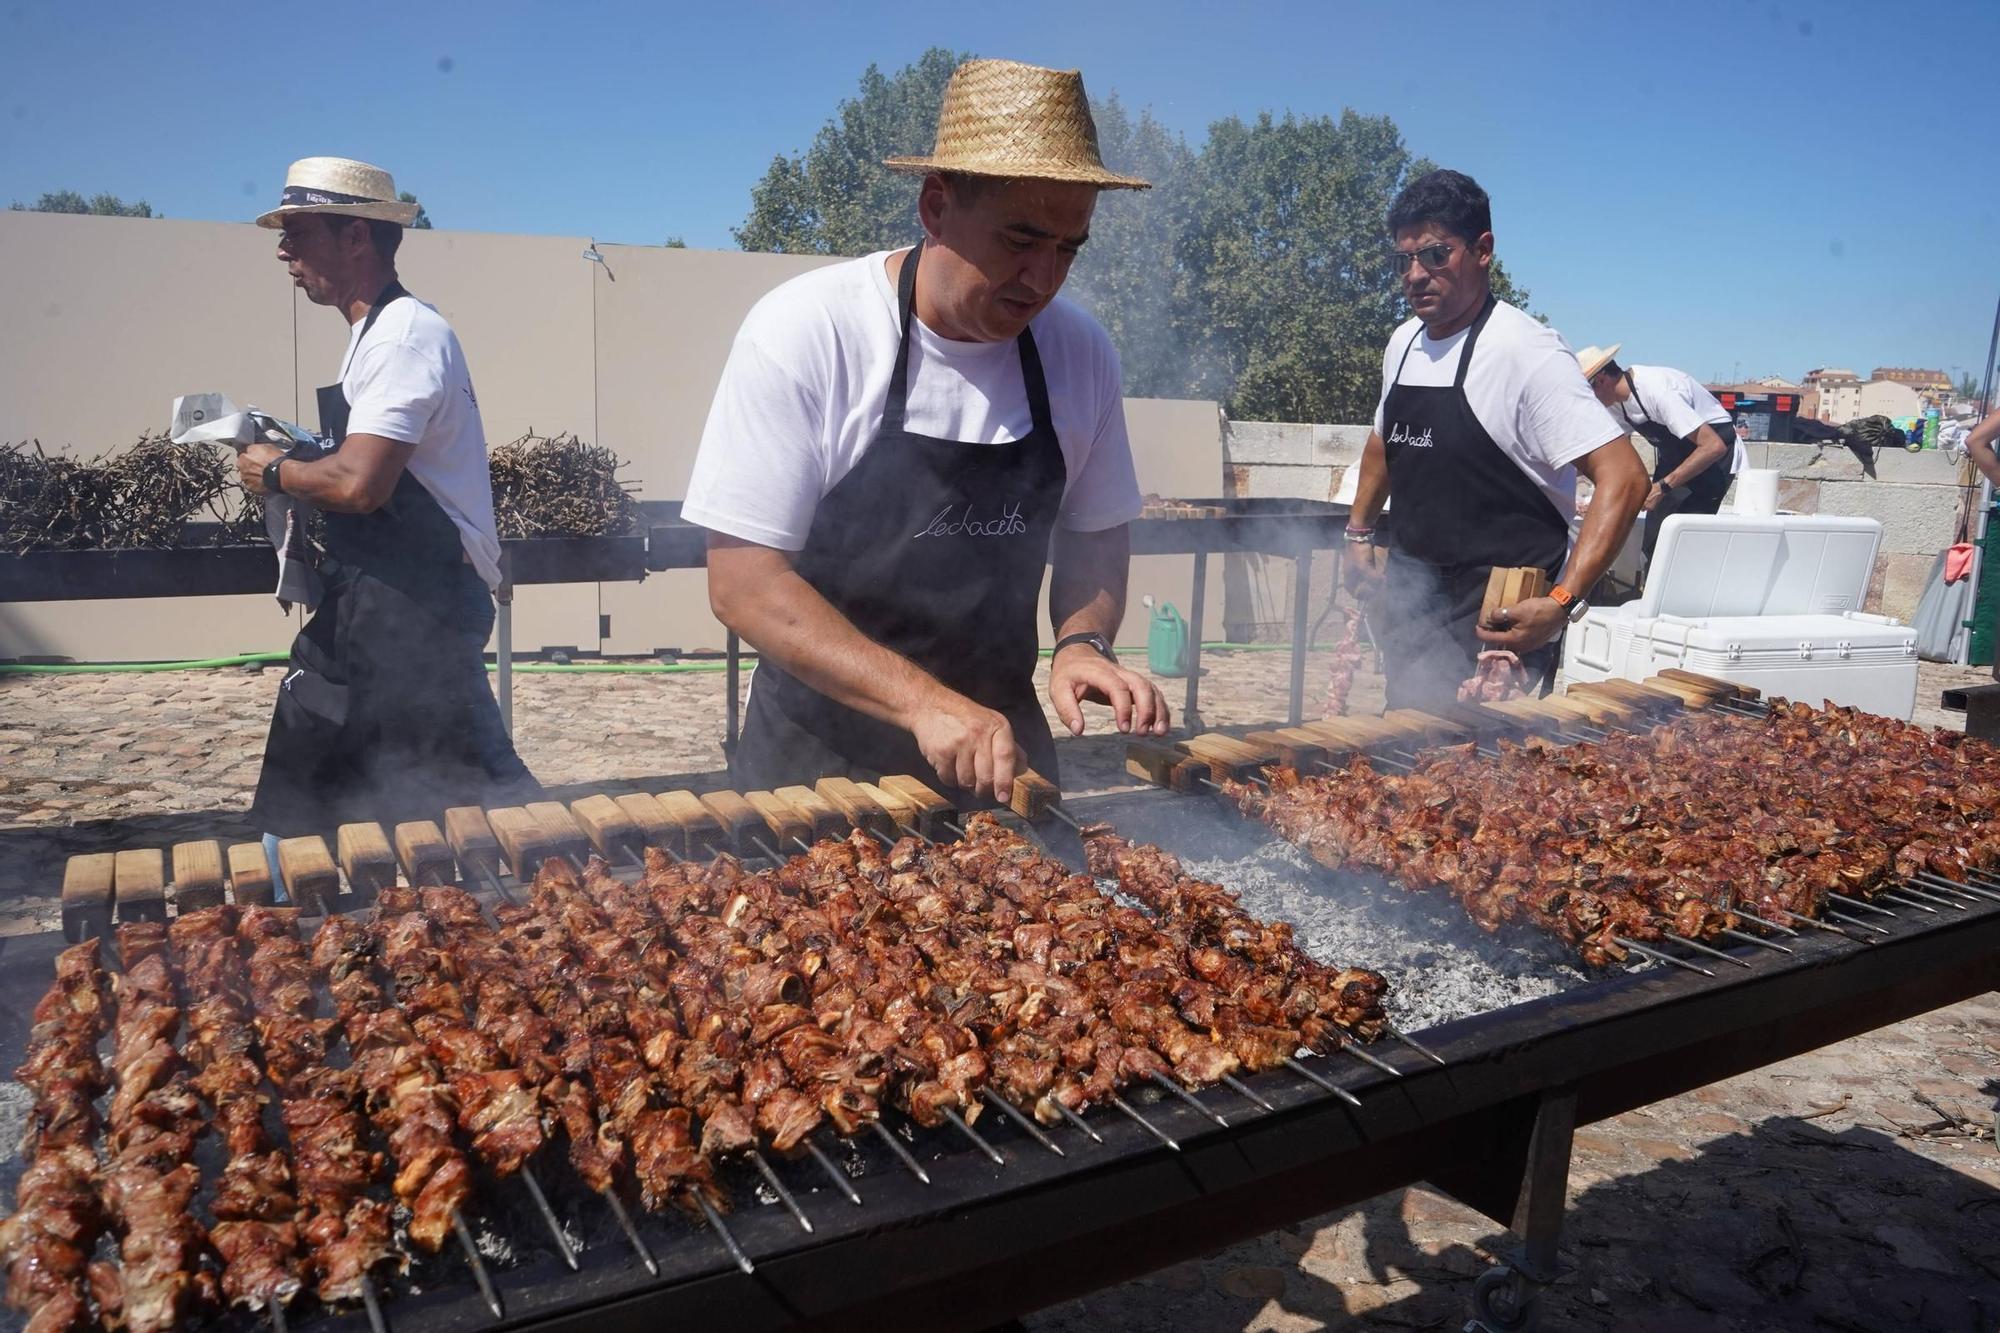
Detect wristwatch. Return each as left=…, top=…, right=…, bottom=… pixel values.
left=1549, top=584, right=1591, bottom=624
left=1054, top=631, right=1117, bottom=663
left=262, top=456, right=286, bottom=496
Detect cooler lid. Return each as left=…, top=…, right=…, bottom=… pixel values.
left=1637, top=515, right=1882, bottom=620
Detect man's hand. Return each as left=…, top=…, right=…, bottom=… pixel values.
left=1048, top=643, right=1169, bottom=738
left=238, top=442, right=283, bottom=496
left=1640, top=482, right=1664, bottom=513
left=1343, top=543, right=1388, bottom=598
left=908, top=692, right=1020, bottom=803
left=1476, top=595, right=1567, bottom=653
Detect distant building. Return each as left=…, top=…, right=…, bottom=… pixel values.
left=1705, top=382, right=1806, bottom=441
left=1857, top=379, right=1922, bottom=420
left=1870, top=367, right=1951, bottom=394
left=1803, top=368, right=1862, bottom=424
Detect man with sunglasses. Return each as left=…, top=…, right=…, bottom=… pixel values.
left=1575, top=346, right=1740, bottom=563
left=1343, top=169, right=1648, bottom=710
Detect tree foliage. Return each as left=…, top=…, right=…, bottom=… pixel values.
left=10, top=190, right=156, bottom=217
left=734, top=57, right=1536, bottom=424
left=398, top=190, right=432, bottom=229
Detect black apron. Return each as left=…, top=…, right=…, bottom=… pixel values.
left=732, top=243, right=1068, bottom=806
left=1621, top=375, right=1732, bottom=561
left=249, top=284, right=536, bottom=835
left=1377, top=297, right=1570, bottom=711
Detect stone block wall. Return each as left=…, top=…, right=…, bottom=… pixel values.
left=1221, top=419, right=1979, bottom=631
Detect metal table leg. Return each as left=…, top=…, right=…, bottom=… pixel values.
left=496, top=556, right=514, bottom=738
left=726, top=630, right=741, bottom=753
left=1183, top=550, right=1207, bottom=733
left=1289, top=553, right=1310, bottom=725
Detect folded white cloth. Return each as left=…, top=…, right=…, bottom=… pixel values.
left=169, top=393, right=325, bottom=612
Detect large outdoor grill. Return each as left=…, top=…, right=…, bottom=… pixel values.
left=7, top=682, right=2000, bottom=1333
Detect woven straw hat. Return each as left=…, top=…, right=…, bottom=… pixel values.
left=1575, top=343, right=1623, bottom=379
left=884, top=59, right=1149, bottom=190
left=256, top=156, right=422, bottom=229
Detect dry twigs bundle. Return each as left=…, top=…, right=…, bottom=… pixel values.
left=488, top=428, right=639, bottom=539
left=0, top=434, right=239, bottom=552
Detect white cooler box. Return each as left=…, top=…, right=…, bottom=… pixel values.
left=1561, top=513, right=1919, bottom=719
left=1565, top=610, right=1918, bottom=718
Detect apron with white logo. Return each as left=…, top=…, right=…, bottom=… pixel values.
left=1376, top=296, right=1570, bottom=709
left=733, top=242, right=1069, bottom=803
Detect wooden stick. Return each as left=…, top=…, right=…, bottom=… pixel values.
left=815, top=777, right=894, bottom=838
left=697, top=791, right=764, bottom=855
left=113, top=848, right=167, bottom=924
left=169, top=840, right=227, bottom=912
left=612, top=793, right=679, bottom=855
left=656, top=790, right=727, bottom=859
left=334, top=823, right=397, bottom=903
left=61, top=852, right=115, bottom=942
left=570, top=794, right=642, bottom=861
left=744, top=791, right=811, bottom=851
left=486, top=807, right=555, bottom=881
left=878, top=775, right=958, bottom=838
left=275, top=837, right=339, bottom=915
left=526, top=800, right=594, bottom=867
left=773, top=785, right=848, bottom=843
left=1007, top=770, right=1061, bottom=821
left=225, top=842, right=274, bottom=908
left=393, top=820, right=457, bottom=888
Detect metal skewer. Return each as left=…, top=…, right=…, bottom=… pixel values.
left=1284, top=1056, right=1364, bottom=1108
left=1914, top=872, right=2000, bottom=904
left=943, top=1105, right=1006, bottom=1166
left=983, top=1088, right=1066, bottom=1156
left=1108, top=1093, right=1179, bottom=1150
left=1717, top=926, right=1792, bottom=955
left=1220, top=1073, right=1276, bottom=1113
left=518, top=1167, right=579, bottom=1268
left=1770, top=909, right=1855, bottom=939
left=601, top=1188, right=659, bottom=1275
left=452, top=1211, right=506, bottom=1319
left=1826, top=892, right=1897, bottom=918
left=1337, top=1041, right=1404, bottom=1078
left=1874, top=889, right=1945, bottom=914
left=749, top=1150, right=814, bottom=1234
left=869, top=1120, right=932, bottom=1184
left=1046, top=1099, right=1104, bottom=1144
left=1043, top=802, right=1087, bottom=833
left=1821, top=908, right=1891, bottom=936
left=359, top=1275, right=390, bottom=1333
left=938, top=818, right=968, bottom=840
left=1613, top=935, right=1715, bottom=977
left=1150, top=1071, right=1228, bottom=1127
left=269, top=1299, right=289, bottom=1333
left=1385, top=1024, right=1448, bottom=1066
left=1663, top=931, right=1755, bottom=969
left=748, top=833, right=786, bottom=866
left=804, top=1140, right=864, bottom=1205
left=1887, top=882, right=1966, bottom=911
left=694, top=1192, right=755, bottom=1275
left=1722, top=906, right=1798, bottom=936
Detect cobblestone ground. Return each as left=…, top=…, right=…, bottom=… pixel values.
left=1, top=653, right=1995, bottom=1329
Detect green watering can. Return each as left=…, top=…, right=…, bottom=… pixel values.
left=1143, top=596, right=1189, bottom=677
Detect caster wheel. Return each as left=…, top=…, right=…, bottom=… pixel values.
left=1470, top=1265, right=1542, bottom=1332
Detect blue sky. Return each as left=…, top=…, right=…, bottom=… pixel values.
left=5, top=0, right=1995, bottom=388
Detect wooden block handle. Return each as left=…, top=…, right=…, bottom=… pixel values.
left=698, top=791, right=765, bottom=856
left=774, top=785, right=849, bottom=843
left=113, top=848, right=166, bottom=924
left=858, top=782, right=920, bottom=837
left=879, top=775, right=957, bottom=838
left=61, top=852, right=116, bottom=942
left=393, top=821, right=457, bottom=887
left=745, top=791, right=812, bottom=853
left=1007, top=770, right=1060, bottom=821
left=614, top=793, right=681, bottom=856
left=169, top=840, right=227, bottom=912
left=226, top=842, right=274, bottom=907
left=487, top=807, right=555, bottom=881
left=571, top=795, right=642, bottom=864
left=815, top=777, right=893, bottom=837
left=335, top=823, right=397, bottom=903
left=276, top=836, right=339, bottom=916
left=657, top=790, right=727, bottom=859
left=444, top=806, right=500, bottom=870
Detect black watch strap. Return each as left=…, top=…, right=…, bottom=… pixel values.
left=1054, top=631, right=1116, bottom=662
left=262, top=456, right=286, bottom=496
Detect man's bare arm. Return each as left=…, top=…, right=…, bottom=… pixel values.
left=1966, top=408, right=2000, bottom=488
left=1349, top=431, right=1389, bottom=527
left=1659, top=422, right=1729, bottom=492
left=1559, top=435, right=1650, bottom=593
left=238, top=434, right=409, bottom=513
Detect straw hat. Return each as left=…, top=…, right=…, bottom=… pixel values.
left=1575, top=343, right=1622, bottom=379
left=884, top=59, right=1150, bottom=190
left=256, top=157, right=422, bottom=229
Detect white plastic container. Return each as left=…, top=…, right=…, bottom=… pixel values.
left=1562, top=513, right=1919, bottom=718
left=1733, top=468, right=1779, bottom=516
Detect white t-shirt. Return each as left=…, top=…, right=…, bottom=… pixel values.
left=341, top=296, right=504, bottom=589
left=684, top=251, right=1141, bottom=552
left=1372, top=300, right=1625, bottom=528
left=1615, top=364, right=1741, bottom=474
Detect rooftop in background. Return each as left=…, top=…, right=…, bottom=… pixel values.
left=1870, top=367, right=1953, bottom=391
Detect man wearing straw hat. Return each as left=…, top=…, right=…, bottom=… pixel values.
left=687, top=58, right=1168, bottom=807
left=1343, top=170, right=1649, bottom=711
left=1576, top=345, right=1740, bottom=563
left=236, top=156, right=535, bottom=843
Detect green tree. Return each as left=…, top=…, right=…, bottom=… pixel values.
left=10, top=190, right=156, bottom=217
left=733, top=47, right=964, bottom=254
left=1960, top=371, right=1980, bottom=400
left=398, top=190, right=432, bottom=229
left=664, top=236, right=687, bottom=248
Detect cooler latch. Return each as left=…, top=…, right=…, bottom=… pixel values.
left=1836, top=640, right=1852, bottom=660
left=1798, top=641, right=1814, bottom=659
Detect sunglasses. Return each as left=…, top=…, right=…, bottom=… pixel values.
left=1387, top=242, right=1455, bottom=274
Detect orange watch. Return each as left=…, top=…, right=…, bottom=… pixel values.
left=1548, top=585, right=1575, bottom=609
